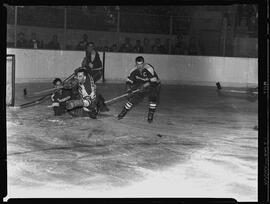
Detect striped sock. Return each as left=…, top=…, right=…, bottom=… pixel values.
left=125, top=101, right=133, bottom=110
left=118, top=102, right=132, bottom=119
left=149, top=102, right=157, bottom=111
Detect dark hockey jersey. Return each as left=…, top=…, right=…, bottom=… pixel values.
left=81, top=51, right=102, bottom=71
left=126, top=63, right=160, bottom=89
left=51, top=89, right=71, bottom=104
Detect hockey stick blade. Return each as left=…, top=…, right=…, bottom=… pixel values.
left=19, top=94, right=51, bottom=108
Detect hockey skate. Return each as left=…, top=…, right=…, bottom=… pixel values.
left=117, top=107, right=128, bottom=120
left=88, top=110, right=98, bottom=119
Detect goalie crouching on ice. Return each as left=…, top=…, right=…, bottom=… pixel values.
left=117, top=56, right=161, bottom=123
left=63, top=67, right=108, bottom=119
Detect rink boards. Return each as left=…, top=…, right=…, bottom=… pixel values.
left=7, top=48, right=257, bottom=87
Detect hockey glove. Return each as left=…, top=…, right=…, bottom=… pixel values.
left=139, top=82, right=151, bottom=92
left=89, top=62, right=94, bottom=69
left=74, top=66, right=87, bottom=74
left=89, top=91, right=96, bottom=100
left=66, top=99, right=84, bottom=110
left=149, top=77, right=158, bottom=82
left=126, top=88, right=132, bottom=94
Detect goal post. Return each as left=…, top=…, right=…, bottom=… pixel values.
left=6, top=54, right=15, bottom=106
left=102, top=51, right=105, bottom=82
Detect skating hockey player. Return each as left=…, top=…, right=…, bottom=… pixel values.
left=50, top=78, right=71, bottom=116
left=117, top=56, right=161, bottom=123
left=81, top=42, right=103, bottom=82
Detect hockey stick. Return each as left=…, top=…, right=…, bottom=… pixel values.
left=220, top=90, right=258, bottom=94
left=31, top=67, right=104, bottom=95
left=19, top=73, right=75, bottom=108
left=104, top=82, right=152, bottom=105
left=24, top=92, right=52, bottom=99
left=19, top=94, right=51, bottom=108
left=32, top=86, right=64, bottom=95
left=104, top=89, right=140, bottom=105
left=32, top=73, right=75, bottom=95
left=19, top=70, right=102, bottom=109
left=216, top=82, right=258, bottom=95
left=44, top=89, right=141, bottom=108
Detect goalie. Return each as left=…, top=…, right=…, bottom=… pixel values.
left=117, top=56, right=161, bottom=123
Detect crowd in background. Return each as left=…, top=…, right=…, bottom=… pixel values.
left=16, top=32, right=61, bottom=49
left=15, top=32, right=202, bottom=55
left=8, top=5, right=257, bottom=58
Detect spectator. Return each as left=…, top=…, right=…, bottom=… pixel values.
left=16, top=32, right=28, bottom=48
left=152, top=38, right=165, bottom=54
left=28, top=32, right=41, bottom=49
left=237, top=4, right=254, bottom=27
left=236, top=18, right=249, bottom=36
left=173, top=34, right=188, bottom=55
left=163, top=39, right=171, bottom=54
left=142, top=38, right=152, bottom=53
left=65, top=44, right=74, bottom=50
left=103, top=46, right=109, bottom=52
left=40, top=40, right=44, bottom=49
left=119, top=37, right=133, bottom=52
left=188, top=37, right=201, bottom=55
left=76, top=34, right=89, bottom=50
left=47, top=34, right=61, bottom=50
left=109, top=44, right=118, bottom=52
left=160, top=43, right=166, bottom=54
left=248, top=15, right=258, bottom=37
left=97, top=46, right=102, bottom=52
left=81, top=42, right=103, bottom=82
left=133, top=40, right=143, bottom=53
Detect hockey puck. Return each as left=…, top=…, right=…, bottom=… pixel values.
left=157, top=134, right=163, bottom=137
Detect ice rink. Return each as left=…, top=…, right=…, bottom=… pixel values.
left=6, top=82, right=258, bottom=201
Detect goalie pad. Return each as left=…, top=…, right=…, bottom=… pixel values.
left=66, top=99, right=84, bottom=110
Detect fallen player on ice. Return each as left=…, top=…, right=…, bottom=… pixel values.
left=50, top=67, right=109, bottom=118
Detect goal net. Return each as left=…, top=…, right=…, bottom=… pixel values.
left=6, top=54, right=15, bottom=106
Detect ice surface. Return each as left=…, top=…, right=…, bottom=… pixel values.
left=6, top=83, right=258, bottom=201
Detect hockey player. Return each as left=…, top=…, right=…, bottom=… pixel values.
left=117, top=56, right=161, bottom=123
left=50, top=78, right=71, bottom=116
left=81, top=42, right=103, bottom=82
left=65, top=67, right=99, bottom=119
